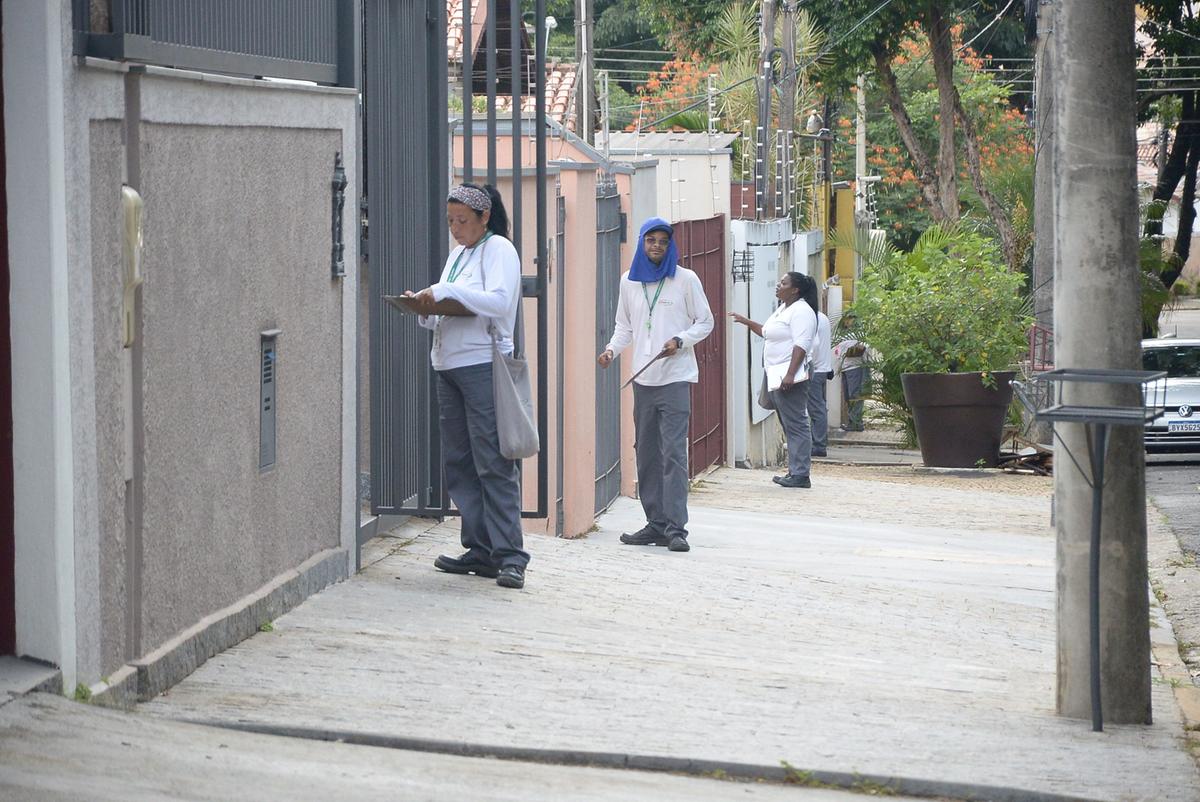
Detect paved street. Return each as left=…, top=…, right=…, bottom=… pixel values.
left=2, top=464, right=1198, bottom=800
left=118, top=464, right=1197, bottom=802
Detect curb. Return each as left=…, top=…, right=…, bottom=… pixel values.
left=176, top=718, right=1107, bottom=802
left=89, top=547, right=348, bottom=709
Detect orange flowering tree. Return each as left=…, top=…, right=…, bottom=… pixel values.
left=833, top=32, right=1034, bottom=260
left=626, top=55, right=719, bottom=131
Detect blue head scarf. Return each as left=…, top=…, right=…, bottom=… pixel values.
left=628, top=217, right=679, bottom=283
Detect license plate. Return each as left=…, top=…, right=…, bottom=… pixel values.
left=1167, top=421, right=1200, bottom=432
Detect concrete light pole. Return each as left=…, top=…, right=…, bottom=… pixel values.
left=1051, top=0, right=1151, bottom=725
left=756, top=0, right=776, bottom=219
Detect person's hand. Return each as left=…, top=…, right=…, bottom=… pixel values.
left=729, top=312, right=750, bottom=326
left=597, top=349, right=614, bottom=368
left=781, top=372, right=796, bottom=389
left=404, top=288, right=438, bottom=315
left=662, top=337, right=681, bottom=356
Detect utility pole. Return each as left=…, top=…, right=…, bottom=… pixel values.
left=855, top=75, right=867, bottom=217
left=1032, top=0, right=1055, bottom=343
left=756, top=0, right=776, bottom=219
left=1052, top=0, right=1151, bottom=726
left=574, top=0, right=594, bottom=144
left=854, top=74, right=868, bottom=281
left=779, top=1, right=797, bottom=220
left=599, top=69, right=610, bottom=160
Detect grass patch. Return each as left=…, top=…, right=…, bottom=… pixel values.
left=258, top=620, right=275, bottom=633
left=779, top=762, right=896, bottom=796
left=73, top=683, right=92, bottom=703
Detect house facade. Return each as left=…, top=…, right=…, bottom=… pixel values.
left=4, top=1, right=359, bottom=699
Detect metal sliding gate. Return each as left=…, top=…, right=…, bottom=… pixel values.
left=676, top=215, right=727, bottom=477
left=365, top=0, right=551, bottom=533
left=594, top=176, right=623, bottom=514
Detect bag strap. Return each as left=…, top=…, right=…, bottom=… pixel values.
left=477, top=236, right=525, bottom=359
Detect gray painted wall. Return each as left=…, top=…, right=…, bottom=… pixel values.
left=136, top=122, right=345, bottom=651
left=86, top=119, right=129, bottom=674
left=62, top=60, right=357, bottom=681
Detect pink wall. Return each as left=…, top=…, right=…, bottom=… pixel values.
left=452, top=131, right=611, bottom=538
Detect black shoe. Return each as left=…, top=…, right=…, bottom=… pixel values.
left=667, top=535, right=690, bottom=552
left=772, top=474, right=789, bottom=486
left=434, top=552, right=499, bottom=578
left=776, top=474, right=811, bottom=488
left=496, top=565, right=525, bottom=589
left=620, top=526, right=669, bottom=546
left=811, top=449, right=828, bottom=457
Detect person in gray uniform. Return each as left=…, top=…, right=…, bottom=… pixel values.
left=406, top=183, right=529, bottom=589
left=597, top=217, right=714, bottom=552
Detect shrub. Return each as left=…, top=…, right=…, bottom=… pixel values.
left=849, top=223, right=1033, bottom=442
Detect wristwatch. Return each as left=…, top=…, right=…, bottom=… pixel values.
left=672, top=336, right=683, bottom=349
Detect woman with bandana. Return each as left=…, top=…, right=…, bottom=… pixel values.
left=402, top=183, right=530, bottom=589
left=597, top=218, right=715, bottom=553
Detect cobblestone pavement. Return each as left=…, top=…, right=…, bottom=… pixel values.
left=2, top=693, right=931, bottom=802
left=138, top=466, right=1199, bottom=802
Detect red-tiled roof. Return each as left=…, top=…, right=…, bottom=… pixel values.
left=447, top=0, right=485, bottom=64
left=494, top=60, right=578, bottom=131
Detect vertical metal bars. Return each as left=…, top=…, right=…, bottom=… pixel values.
left=463, top=0, right=474, bottom=182
left=594, top=177, right=622, bottom=513
left=486, top=0, right=498, bottom=186
left=510, top=0, right=523, bottom=256
left=366, top=0, right=447, bottom=516
left=534, top=0, right=549, bottom=518
left=77, top=0, right=347, bottom=85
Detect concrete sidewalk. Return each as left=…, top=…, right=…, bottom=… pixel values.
left=113, top=464, right=1198, bottom=801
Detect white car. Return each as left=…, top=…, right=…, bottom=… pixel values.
left=1143, top=338, right=1200, bottom=452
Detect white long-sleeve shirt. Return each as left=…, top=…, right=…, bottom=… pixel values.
left=605, top=266, right=714, bottom=386
left=812, top=312, right=833, bottom=373
left=418, top=234, right=521, bottom=371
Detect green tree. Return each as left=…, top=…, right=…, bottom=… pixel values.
left=1139, top=2, right=1200, bottom=317
left=829, top=30, right=1033, bottom=258
left=804, top=0, right=1023, bottom=269
left=635, top=0, right=731, bottom=53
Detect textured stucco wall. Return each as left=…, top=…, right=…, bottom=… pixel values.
left=60, top=62, right=357, bottom=681
left=136, top=122, right=344, bottom=650
left=86, top=119, right=130, bottom=675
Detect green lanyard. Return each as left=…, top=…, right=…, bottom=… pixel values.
left=447, top=232, right=493, bottom=283
left=641, top=278, right=666, bottom=332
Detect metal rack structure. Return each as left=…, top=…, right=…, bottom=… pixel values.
left=1014, top=368, right=1167, bottom=732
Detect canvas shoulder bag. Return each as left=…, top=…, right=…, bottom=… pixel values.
left=479, top=240, right=539, bottom=459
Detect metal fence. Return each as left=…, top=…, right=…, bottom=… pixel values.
left=676, top=215, right=727, bottom=477
left=366, top=0, right=447, bottom=515
left=73, top=0, right=355, bottom=86
left=594, top=176, right=623, bottom=514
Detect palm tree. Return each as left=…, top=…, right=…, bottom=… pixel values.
left=713, top=1, right=826, bottom=224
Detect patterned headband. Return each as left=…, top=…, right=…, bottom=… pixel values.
left=448, top=185, right=492, bottom=212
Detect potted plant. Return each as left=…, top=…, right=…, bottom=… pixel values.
left=851, top=224, right=1032, bottom=467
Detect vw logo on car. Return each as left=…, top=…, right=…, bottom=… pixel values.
left=1179, top=404, right=1194, bottom=418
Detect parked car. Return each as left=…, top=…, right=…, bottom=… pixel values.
left=1143, top=338, right=1200, bottom=452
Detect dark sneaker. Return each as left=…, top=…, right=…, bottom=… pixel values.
left=776, top=474, right=811, bottom=488
left=620, top=526, right=669, bottom=546
left=667, top=535, right=690, bottom=552
left=772, top=474, right=789, bottom=486
left=811, top=449, right=828, bottom=457
left=496, top=565, right=525, bottom=589
left=434, top=552, right=499, bottom=578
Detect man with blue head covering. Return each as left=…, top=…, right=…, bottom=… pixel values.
left=597, top=217, right=715, bottom=552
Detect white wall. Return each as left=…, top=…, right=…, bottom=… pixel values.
left=5, top=0, right=78, bottom=688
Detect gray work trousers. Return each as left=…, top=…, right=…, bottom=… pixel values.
left=772, top=379, right=812, bottom=478
left=806, top=373, right=829, bottom=451
left=436, top=362, right=529, bottom=569
left=842, top=366, right=865, bottom=430
left=633, top=381, right=691, bottom=540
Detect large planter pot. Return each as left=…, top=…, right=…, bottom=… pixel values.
left=900, top=371, right=1015, bottom=468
